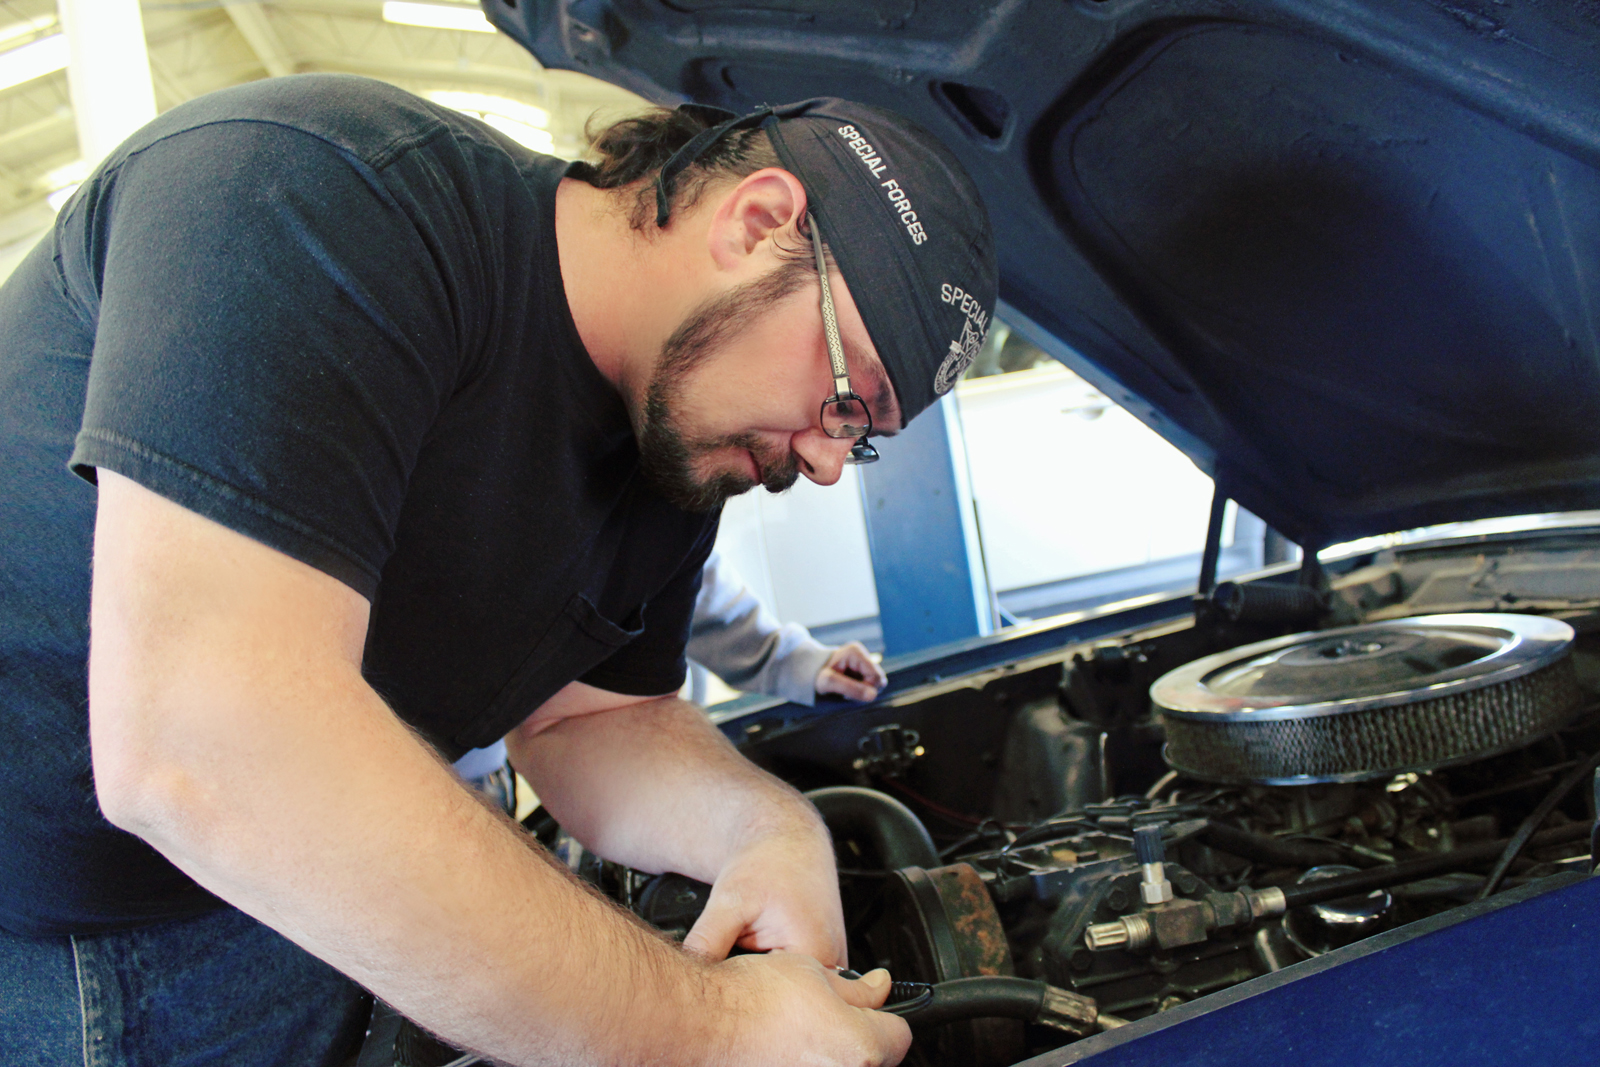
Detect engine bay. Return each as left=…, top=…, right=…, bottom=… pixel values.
left=368, top=528, right=1600, bottom=1067
left=703, top=532, right=1600, bottom=1065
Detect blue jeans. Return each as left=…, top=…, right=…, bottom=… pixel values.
left=0, top=905, right=369, bottom=1066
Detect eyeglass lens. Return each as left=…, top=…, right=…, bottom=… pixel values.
left=823, top=395, right=871, bottom=439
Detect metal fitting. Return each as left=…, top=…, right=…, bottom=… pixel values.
left=851, top=724, right=924, bottom=778
left=1247, top=886, right=1288, bottom=918
left=1036, top=985, right=1101, bottom=1035
left=1088, top=885, right=1285, bottom=955
left=1133, top=824, right=1174, bottom=904
left=1084, top=912, right=1152, bottom=952
left=1140, top=862, right=1174, bottom=905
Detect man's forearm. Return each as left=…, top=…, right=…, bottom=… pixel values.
left=505, top=695, right=828, bottom=885
left=99, top=664, right=732, bottom=1065
left=504, top=692, right=848, bottom=965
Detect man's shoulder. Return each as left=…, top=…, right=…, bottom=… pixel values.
left=118, top=74, right=517, bottom=173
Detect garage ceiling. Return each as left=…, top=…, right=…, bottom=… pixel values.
left=0, top=0, right=647, bottom=251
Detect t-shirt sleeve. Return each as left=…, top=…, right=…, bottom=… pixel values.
left=65, top=119, right=470, bottom=599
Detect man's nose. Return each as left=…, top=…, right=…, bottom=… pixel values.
left=792, top=429, right=854, bottom=487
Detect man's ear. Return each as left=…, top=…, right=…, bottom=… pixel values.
left=705, top=167, right=808, bottom=273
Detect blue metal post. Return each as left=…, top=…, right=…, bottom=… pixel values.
left=858, top=394, right=991, bottom=656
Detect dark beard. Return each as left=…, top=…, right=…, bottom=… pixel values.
left=633, top=257, right=813, bottom=513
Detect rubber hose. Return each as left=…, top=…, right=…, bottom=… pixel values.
left=1477, top=750, right=1600, bottom=900
left=899, top=977, right=1049, bottom=1029
left=806, top=786, right=940, bottom=870
left=1210, top=581, right=1323, bottom=625
left=1279, top=821, right=1591, bottom=910
left=1199, top=821, right=1365, bottom=868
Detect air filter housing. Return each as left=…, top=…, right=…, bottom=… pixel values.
left=1151, top=613, right=1580, bottom=785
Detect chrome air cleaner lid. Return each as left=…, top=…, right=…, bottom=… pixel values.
left=1152, top=613, right=1580, bottom=784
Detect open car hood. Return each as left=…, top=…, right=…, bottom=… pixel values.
left=486, top=0, right=1600, bottom=550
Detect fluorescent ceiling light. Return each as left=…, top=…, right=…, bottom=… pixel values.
left=0, top=33, right=69, bottom=94
left=425, top=90, right=554, bottom=152
left=42, top=158, right=89, bottom=213
left=0, top=15, right=57, bottom=48
left=480, top=116, right=554, bottom=154
left=47, top=183, right=79, bottom=212
left=43, top=158, right=90, bottom=190
left=425, top=91, right=548, bottom=129
left=382, top=2, right=496, bottom=33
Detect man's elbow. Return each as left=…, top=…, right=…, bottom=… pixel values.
left=90, top=700, right=194, bottom=838
left=95, top=755, right=203, bottom=842
left=86, top=671, right=219, bottom=843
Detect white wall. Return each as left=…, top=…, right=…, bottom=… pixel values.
left=954, top=362, right=1219, bottom=592
left=713, top=359, right=1230, bottom=633
left=712, top=463, right=879, bottom=629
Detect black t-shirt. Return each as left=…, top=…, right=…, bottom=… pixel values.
left=0, top=74, right=718, bottom=936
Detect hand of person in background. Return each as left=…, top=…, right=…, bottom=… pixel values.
left=689, top=551, right=890, bottom=707
left=815, top=641, right=888, bottom=702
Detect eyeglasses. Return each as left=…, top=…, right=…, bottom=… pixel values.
left=809, top=213, right=880, bottom=465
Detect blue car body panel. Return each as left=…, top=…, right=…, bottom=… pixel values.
left=1035, top=871, right=1600, bottom=1067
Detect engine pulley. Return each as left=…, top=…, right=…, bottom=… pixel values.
left=882, top=863, right=1025, bottom=1067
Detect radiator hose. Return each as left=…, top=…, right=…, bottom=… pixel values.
left=879, top=976, right=1108, bottom=1035
left=805, top=785, right=941, bottom=870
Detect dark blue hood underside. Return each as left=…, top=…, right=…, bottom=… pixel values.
left=488, top=0, right=1600, bottom=550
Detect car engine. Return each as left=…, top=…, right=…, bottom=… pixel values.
left=607, top=603, right=1596, bottom=1067
left=363, top=542, right=1600, bottom=1067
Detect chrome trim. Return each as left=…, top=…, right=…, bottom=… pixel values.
left=1151, top=613, right=1573, bottom=723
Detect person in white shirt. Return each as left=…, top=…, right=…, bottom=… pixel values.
left=685, top=548, right=887, bottom=706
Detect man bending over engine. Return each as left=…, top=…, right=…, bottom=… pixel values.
left=0, top=75, right=994, bottom=1065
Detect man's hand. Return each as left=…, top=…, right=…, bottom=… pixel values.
left=509, top=682, right=907, bottom=1064
left=814, top=642, right=888, bottom=702
left=683, top=817, right=846, bottom=965
left=714, top=955, right=911, bottom=1067
left=510, top=691, right=851, bottom=966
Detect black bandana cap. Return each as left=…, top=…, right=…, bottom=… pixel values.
left=654, top=98, right=998, bottom=427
